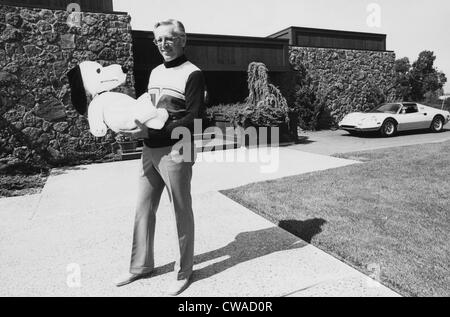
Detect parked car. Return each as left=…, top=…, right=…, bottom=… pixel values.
left=338, top=102, right=450, bottom=137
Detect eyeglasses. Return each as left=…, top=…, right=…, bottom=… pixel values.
left=153, top=36, right=181, bottom=46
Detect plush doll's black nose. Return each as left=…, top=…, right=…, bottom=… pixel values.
left=122, top=66, right=128, bottom=73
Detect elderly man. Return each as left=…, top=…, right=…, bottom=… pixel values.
left=115, top=19, right=205, bottom=296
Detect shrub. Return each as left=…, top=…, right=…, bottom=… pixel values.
left=289, top=65, right=321, bottom=130
left=205, top=103, right=244, bottom=127
left=288, top=64, right=334, bottom=130
left=206, top=63, right=290, bottom=129
left=244, top=62, right=290, bottom=127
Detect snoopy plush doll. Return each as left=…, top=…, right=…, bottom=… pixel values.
left=67, top=61, right=169, bottom=137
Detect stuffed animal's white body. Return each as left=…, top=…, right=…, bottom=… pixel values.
left=88, top=92, right=168, bottom=137
left=67, top=61, right=169, bottom=137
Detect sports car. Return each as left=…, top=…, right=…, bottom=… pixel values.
left=338, top=102, right=450, bottom=137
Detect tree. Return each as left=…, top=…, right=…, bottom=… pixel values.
left=394, top=57, right=412, bottom=100
left=394, top=51, right=447, bottom=102
left=409, top=51, right=447, bottom=101
left=424, top=87, right=444, bottom=105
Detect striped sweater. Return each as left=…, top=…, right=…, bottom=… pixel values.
left=144, top=55, right=205, bottom=148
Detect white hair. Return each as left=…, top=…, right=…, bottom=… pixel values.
left=154, top=19, right=186, bottom=37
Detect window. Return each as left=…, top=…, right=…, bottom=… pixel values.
left=406, top=104, right=418, bottom=114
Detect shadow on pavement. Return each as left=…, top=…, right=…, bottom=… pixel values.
left=145, top=218, right=327, bottom=283
left=50, top=166, right=88, bottom=176
left=295, top=136, right=316, bottom=145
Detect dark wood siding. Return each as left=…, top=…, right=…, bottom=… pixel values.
left=187, top=42, right=288, bottom=72
left=133, top=31, right=289, bottom=72
left=295, top=34, right=385, bottom=51
left=0, top=0, right=114, bottom=12
left=269, top=27, right=387, bottom=51
left=132, top=31, right=290, bottom=98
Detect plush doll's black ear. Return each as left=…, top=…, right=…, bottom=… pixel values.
left=67, top=65, right=87, bottom=115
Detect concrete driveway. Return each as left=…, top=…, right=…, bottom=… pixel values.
left=291, top=123, right=450, bottom=155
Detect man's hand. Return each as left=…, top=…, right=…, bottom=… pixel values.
left=120, top=120, right=148, bottom=140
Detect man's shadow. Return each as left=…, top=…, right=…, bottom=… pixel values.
left=149, top=218, right=327, bottom=283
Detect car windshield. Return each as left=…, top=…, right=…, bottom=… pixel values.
left=369, top=103, right=401, bottom=114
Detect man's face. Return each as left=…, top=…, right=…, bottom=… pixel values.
left=154, top=24, right=186, bottom=62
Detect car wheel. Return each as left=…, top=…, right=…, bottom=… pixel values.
left=430, top=116, right=444, bottom=133
left=380, top=119, right=397, bottom=137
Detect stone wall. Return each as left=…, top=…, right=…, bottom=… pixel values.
left=0, top=4, right=134, bottom=167
left=289, top=47, right=397, bottom=128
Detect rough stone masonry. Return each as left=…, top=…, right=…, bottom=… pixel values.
left=0, top=4, right=134, bottom=167
left=289, top=47, right=397, bottom=128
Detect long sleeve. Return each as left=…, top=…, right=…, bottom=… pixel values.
left=146, top=70, right=205, bottom=145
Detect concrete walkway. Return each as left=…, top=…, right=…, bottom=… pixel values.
left=0, top=147, right=400, bottom=297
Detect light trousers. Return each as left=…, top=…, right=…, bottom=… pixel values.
left=130, top=143, right=195, bottom=280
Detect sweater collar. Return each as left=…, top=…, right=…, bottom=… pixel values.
left=164, top=55, right=188, bottom=68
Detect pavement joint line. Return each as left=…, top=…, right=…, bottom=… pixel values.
left=29, top=192, right=44, bottom=222
left=278, top=274, right=389, bottom=297
left=277, top=274, right=359, bottom=297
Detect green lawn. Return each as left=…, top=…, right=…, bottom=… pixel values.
left=222, top=141, right=450, bottom=297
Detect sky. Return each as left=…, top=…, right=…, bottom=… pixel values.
left=113, top=0, right=450, bottom=93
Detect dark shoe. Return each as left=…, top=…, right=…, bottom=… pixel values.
left=165, top=276, right=191, bottom=296
left=114, top=271, right=153, bottom=287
